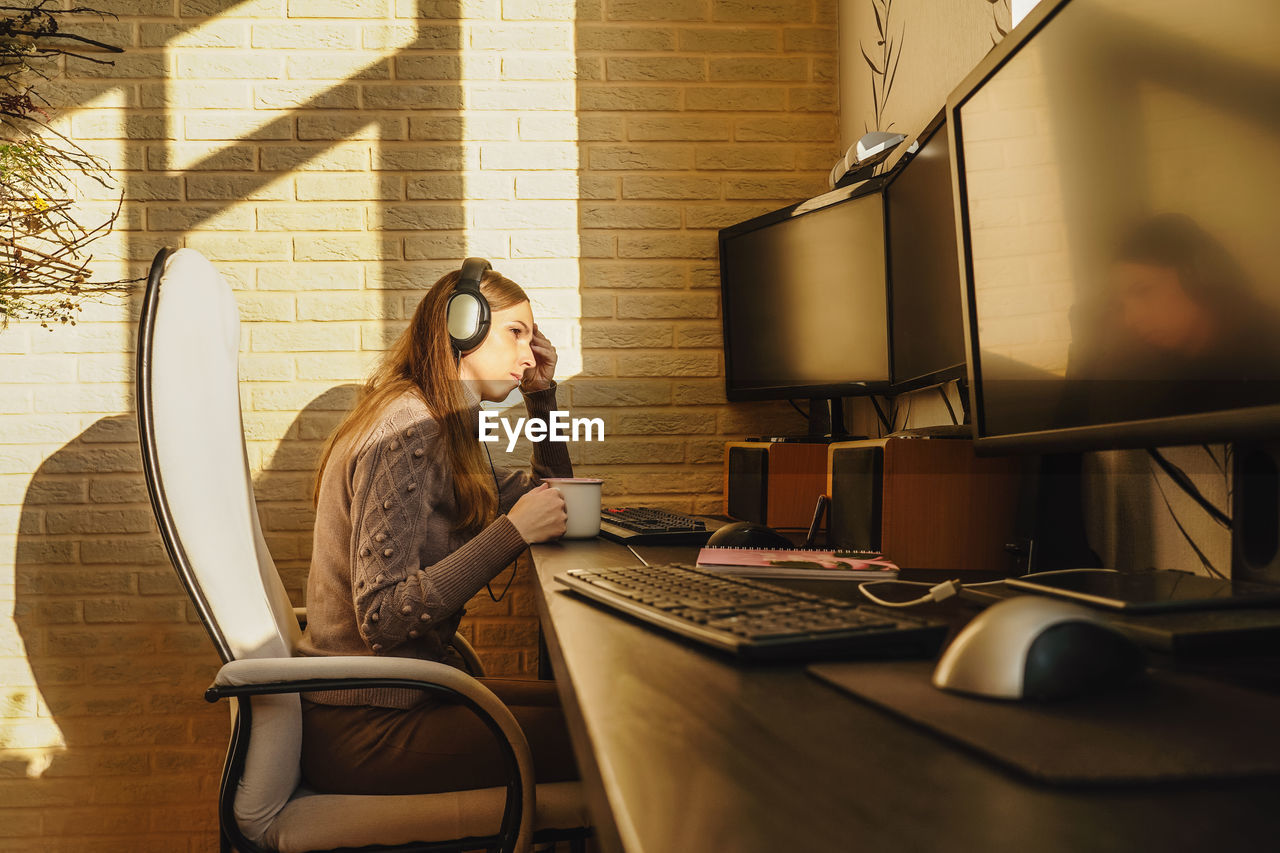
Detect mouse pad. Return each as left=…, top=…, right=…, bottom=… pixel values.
left=808, top=661, right=1280, bottom=785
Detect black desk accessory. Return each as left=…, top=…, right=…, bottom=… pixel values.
left=1004, top=568, right=1280, bottom=613
left=809, top=660, right=1280, bottom=785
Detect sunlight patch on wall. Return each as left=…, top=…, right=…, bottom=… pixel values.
left=1012, top=0, right=1044, bottom=28
left=460, top=1, right=582, bottom=411
left=1, top=556, right=68, bottom=780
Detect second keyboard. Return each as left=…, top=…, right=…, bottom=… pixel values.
left=598, top=506, right=712, bottom=546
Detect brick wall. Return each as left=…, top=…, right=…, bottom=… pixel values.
left=0, top=1, right=838, bottom=848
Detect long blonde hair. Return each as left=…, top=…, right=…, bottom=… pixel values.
left=314, top=268, right=530, bottom=533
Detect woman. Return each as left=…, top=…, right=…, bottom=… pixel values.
left=296, top=264, right=578, bottom=795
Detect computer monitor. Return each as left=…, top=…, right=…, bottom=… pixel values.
left=718, top=185, right=890, bottom=410
left=884, top=111, right=967, bottom=394
left=949, top=0, right=1280, bottom=454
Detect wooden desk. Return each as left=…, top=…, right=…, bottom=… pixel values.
left=530, top=539, right=1280, bottom=853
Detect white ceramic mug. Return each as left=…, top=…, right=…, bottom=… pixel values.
left=541, top=478, right=604, bottom=539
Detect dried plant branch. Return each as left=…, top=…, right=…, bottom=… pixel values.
left=988, top=0, right=1012, bottom=45
left=861, top=0, right=903, bottom=132
left=1, top=0, right=135, bottom=330
left=4, top=29, right=123, bottom=53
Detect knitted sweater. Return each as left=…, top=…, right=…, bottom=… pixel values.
left=296, top=382, right=571, bottom=708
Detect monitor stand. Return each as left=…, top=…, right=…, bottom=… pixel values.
left=757, top=397, right=864, bottom=443
left=1010, top=441, right=1280, bottom=615
left=1234, top=441, right=1280, bottom=587
left=956, top=376, right=972, bottom=425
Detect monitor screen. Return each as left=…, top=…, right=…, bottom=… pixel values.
left=719, top=189, right=889, bottom=401
left=885, top=115, right=967, bottom=392
left=951, top=0, right=1280, bottom=451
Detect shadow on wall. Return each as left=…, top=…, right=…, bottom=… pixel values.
left=7, top=414, right=224, bottom=840
left=1, top=391, right=350, bottom=839
left=254, top=384, right=360, bottom=604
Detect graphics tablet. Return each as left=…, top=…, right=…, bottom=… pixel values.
left=1005, top=569, right=1280, bottom=613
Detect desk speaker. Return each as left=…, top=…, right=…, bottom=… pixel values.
left=827, top=438, right=1022, bottom=572
left=724, top=442, right=828, bottom=529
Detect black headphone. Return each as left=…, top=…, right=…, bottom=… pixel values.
left=446, top=257, right=492, bottom=354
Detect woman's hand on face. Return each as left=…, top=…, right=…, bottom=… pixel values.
left=507, top=483, right=567, bottom=544
left=521, top=323, right=557, bottom=392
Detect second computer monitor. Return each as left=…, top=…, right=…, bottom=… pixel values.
left=950, top=0, right=1280, bottom=452
left=718, top=188, right=889, bottom=402
left=885, top=114, right=967, bottom=393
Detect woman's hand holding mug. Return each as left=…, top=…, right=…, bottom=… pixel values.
left=508, top=483, right=568, bottom=543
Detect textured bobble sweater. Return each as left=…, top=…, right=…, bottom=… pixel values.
left=296, top=382, right=571, bottom=708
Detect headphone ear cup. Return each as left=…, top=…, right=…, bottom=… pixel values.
left=448, top=257, right=493, bottom=353
left=447, top=290, right=490, bottom=352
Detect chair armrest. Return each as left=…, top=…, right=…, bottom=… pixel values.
left=209, top=656, right=504, bottom=711
left=450, top=632, right=486, bottom=677
left=208, top=656, right=534, bottom=853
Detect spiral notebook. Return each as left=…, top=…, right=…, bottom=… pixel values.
left=696, top=547, right=899, bottom=581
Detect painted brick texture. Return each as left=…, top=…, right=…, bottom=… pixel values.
left=0, top=1, right=838, bottom=848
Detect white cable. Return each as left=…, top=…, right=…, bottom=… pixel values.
left=859, top=579, right=964, bottom=608
left=858, top=568, right=1118, bottom=608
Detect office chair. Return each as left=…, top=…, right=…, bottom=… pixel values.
left=136, top=247, right=590, bottom=853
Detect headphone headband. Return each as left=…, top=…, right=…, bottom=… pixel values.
left=458, top=257, right=491, bottom=292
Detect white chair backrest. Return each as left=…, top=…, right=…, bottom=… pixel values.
left=139, top=248, right=302, bottom=843
left=144, top=248, right=300, bottom=660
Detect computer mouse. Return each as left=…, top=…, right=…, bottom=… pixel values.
left=705, top=521, right=793, bottom=550
left=932, top=596, right=1145, bottom=701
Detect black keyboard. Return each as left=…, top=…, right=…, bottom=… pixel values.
left=556, top=563, right=948, bottom=661
left=598, top=507, right=713, bottom=546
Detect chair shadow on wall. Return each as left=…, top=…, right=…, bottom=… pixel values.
left=5, top=386, right=353, bottom=836
left=8, top=412, right=225, bottom=837
left=6, top=382, right=545, bottom=829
